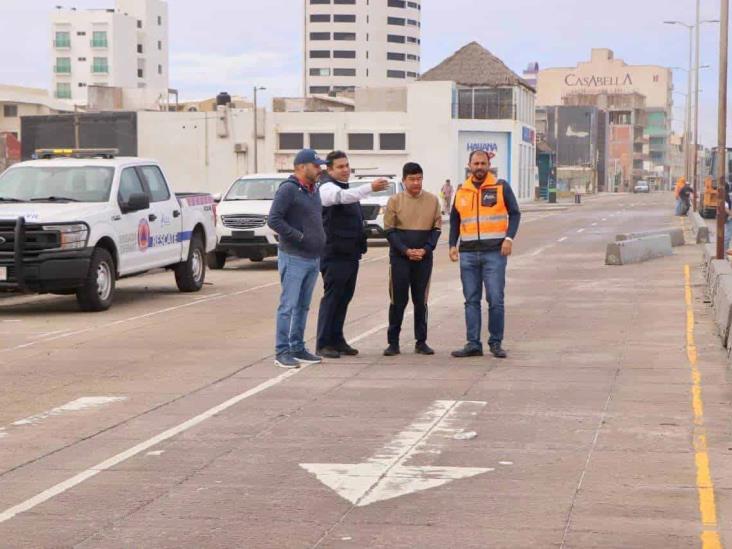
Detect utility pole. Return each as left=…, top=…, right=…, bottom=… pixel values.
left=252, top=86, right=266, bottom=173
left=693, top=0, right=702, bottom=209
left=717, top=0, right=729, bottom=260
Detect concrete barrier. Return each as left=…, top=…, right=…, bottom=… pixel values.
left=605, top=235, right=673, bottom=266
left=616, top=228, right=685, bottom=247
left=714, top=276, right=732, bottom=346
left=707, top=259, right=732, bottom=303
left=690, top=212, right=710, bottom=244
left=704, top=243, right=717, bottom=267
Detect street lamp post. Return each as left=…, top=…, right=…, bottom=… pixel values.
left=253, top=86, right=266, bottom=173
left=716, top=0, right=729, bottom=260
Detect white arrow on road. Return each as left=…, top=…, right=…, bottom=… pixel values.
left=301, top=400, right=492, bottom=507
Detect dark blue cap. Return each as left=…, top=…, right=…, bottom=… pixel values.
left=294, top=148, right=326, bottom=167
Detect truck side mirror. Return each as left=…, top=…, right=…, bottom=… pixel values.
left=212, top=193, right=222, bottom=203
left=122, top=192, right=150, bottom=213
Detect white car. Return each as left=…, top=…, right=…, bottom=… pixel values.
left=350, top=176, right=403, bottom=238
left=0, top=149, right=217, bottom=311
left=209, top=173, right=283, bottom=269
left=634, top=180, right=650, bottom=193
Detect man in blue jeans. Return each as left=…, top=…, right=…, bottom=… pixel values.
left=267, top=149, right=327, bottom=368
left=449, top=150, right=521, bottom=359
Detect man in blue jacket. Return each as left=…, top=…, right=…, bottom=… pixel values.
left=267, top=149, right=327, bottom=368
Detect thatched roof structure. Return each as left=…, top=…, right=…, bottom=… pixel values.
left=420, top=41, right=534, bottom=91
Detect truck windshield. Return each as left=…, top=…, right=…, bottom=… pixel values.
left=225, top=178, right=282, bottom=200
left=350, top=180, right=398, bottom=198
left=0, top=166, right=114, bottom=202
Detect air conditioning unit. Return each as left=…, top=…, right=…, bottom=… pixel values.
left=234, top=143, right=248, bottom=153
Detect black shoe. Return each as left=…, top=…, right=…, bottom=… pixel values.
left=489, top=344, right=508, bottom=359
left=335, top=343, right=359, bottom=356
left=317, top=346, right=341, bottom=359
left=383, top=344, right=401, bottom=356
left=415, top=342, right=435, bottom=355
left=451, top=346, right=484, bottom=358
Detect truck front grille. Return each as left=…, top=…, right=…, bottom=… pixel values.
left=222, top=215, right=267, bottom=229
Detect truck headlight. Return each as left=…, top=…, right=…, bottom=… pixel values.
left=43, top=223, right=89, bottom=250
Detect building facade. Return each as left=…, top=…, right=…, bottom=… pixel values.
left=0, top=85, right=74, bottom=141
left=537, top=49, right=673, bottom=188
left=303, top=0, right=422, bottom=96
left=50, top=0, right=169, bottom=105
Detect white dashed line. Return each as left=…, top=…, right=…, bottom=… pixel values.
left=557, top=237, right=568, bottom=242
left=577, top=228, right=585, bottom=233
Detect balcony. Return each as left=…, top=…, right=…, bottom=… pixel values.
left=53, top=65, right=71, bottom=74
left=91, top=64, right=109, bottom=74
left=53, top=39, right=71, bottom=49
left=90, top=39, right=108, bottom=48
left=55, top=90, right=72, bottom=99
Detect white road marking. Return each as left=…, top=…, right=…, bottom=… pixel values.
left=499, top=461, right=513, bottom=466
left=301, top=400, right=493, bottom=507
left=146, top=450, right=165, bottom=457
left=10, top=397, right=128, bottom=427
left=591, top=223, right=597, bottom=227
left=577, top=228, right=585, bottom=233
left=601, top=218, right=607, bottom=222
left=557, top=237, right=568, bottom=243
left=526, top=244, right=553, bottom=257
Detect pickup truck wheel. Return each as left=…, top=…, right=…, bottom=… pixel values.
left=175, top=234, right=206, bottom=292
left=207, top=252, right=227, bottom=270
left=76, top=247, right=115, bottom=312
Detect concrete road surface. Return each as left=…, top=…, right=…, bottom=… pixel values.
left=0, top=192, right=729, bottom=548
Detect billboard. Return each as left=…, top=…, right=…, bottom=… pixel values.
left=457, top=131, right=510, bottom=182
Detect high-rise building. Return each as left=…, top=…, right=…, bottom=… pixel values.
left=50, top=0, right=169, bottom=105
left=303, top=0, right=422, bottom=96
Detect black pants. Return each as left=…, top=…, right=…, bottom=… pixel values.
left=388, top=254, right=433, bottom=346
left=316, top=257, right=360, bottom=349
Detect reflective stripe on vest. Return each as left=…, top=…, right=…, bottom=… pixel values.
left=455, top=175, right=509, bottom=242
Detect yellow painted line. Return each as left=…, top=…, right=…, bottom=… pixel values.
left=684, top=264, right=723, bottom=548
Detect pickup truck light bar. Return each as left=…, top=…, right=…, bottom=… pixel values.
left=34, top=148, right=119, bottom=159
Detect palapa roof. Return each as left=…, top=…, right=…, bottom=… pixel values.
left=420, top=41, right=534, bottom=91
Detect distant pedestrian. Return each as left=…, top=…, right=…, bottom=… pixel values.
left=450, top=150, right=521, bottom=359
left=440, top=179, right=454, bottom=214
left=678, top=181, right=694, bottom=217
left=674, top=176, right=686, bottom=216
left=267, top=149, right=327, bottom=369
left=724, top=183, right=732, bottom=251
left=383, top=162, right=442, bottom=357
left=316, top=151, right=389, bottom=359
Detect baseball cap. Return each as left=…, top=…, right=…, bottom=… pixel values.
left=294, top=148, right=326, bottom=167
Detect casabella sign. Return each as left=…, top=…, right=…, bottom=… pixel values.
left=564, top=73, right=634, bottom=88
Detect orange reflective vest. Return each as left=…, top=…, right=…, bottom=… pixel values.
left=454, top=175, right=509, bottom=242
left=674, top=177, right=686, bottom=199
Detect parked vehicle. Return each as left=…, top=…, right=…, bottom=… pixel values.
left=0, top=149, right=217, bottom=311
left=633, top=180, right=650, bottom=193
left=700, top=147, right=732, bottom=218
left=208, top=173, right=282, bottom=269
left=350, top=176, right=403, bottom=239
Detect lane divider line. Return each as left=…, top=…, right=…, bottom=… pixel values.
left=684, top=264, right=723, bottom=549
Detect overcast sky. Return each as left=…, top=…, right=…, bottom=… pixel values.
left=1, top=0, right=729, bottom=145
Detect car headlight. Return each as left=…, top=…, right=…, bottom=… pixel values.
left=43, top=223, right=89, bottom=250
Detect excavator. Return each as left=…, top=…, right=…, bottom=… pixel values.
left=699, top=147, right=732, bottom=218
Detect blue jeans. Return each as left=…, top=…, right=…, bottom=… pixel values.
left=459, top=250, right=507, bottom=349
left=725, top=219, right=732, bottom=251
left=276, top=251, right=320, bottom=356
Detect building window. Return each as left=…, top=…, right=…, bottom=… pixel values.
left=310, top=50, right=331, bottom=58
left=158, top=64, right=162, bottom=75
left=78, top=57, right=87, bottom=61
left=407, top=1, right=421, bottom=7
left=138, top=68, right=144, bottom=78
left=158, top=40, right=162, bottom=50
left=334, top=32, right=356, bottom=41
left=387, top=52, right=406, bottom=61
left=310, top=0, right=330, bottom=3
left=388, top=0, right=406, bottom=7
left=90, top=58, right=108, bottom=73
left=334, top=14, right=356, bottom=22
left=54, top=31, right=71, bottom=48
left=334, top=68, right=356, bottom=76
left=407, top=71, right=417, bottom=77
left=310, top=68, right=331, bottom=76
left=334, top=85, right=355, bottom=92
left=309, top=86, right=331, bottom=94
left=137, top=19, right=142, bottom=28
left=388, top=17, right=405, bottom=25
left=407, top=36, right=418, bottom=43
left=310, top=32, right=331, bottom=40
left=279, top=133, right=304, bottom=150
left=387, top=34, right=406, bottom=43
left=91, top=31, right=108, bottom=48
left=3, top=105, right=18, bottom=118
left=333, top=50, right=356, bottom=58
left=310, top=133, right=335, bottom=150
left=387, top=70, right=406, bottom=79
left=407, top=19, right=418, bottom=26
left=56, top=82, right=72, bottom=99
left=78, top=82, right=87, bottom=87
left=76, top=31, right=86, bottom=36
left=54, top=57, right=71, bottom=74
left=407, top=54, right=419, bottom=61
left=334, top=0, right=356, bottom=3
left=380, top=133, right=406, bottom=151
left=458, top=88, right=514, bottom=120
left=137, top=44, right=144, bottom=53
left=157, top=15, right=162, bottom=25
left=348, top=133, right=374, bottom=150
left=310, top=14, right=330, bottom=22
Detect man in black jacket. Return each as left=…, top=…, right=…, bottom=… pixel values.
left=316, top=151, right=388, bottom=358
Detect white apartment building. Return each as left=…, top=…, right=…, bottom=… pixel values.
left=304, top=0, right=422, bottom=95
left=50, top=0, right=169, bottom=105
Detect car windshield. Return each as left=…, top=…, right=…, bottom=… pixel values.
left=225, top=178, right=282, bottom=200
left=350, top=180, right=398, bottom=198
left=0, top=166, right=114, bottom=202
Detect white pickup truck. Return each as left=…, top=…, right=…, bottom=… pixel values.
left=0, top=149, right=217, bottom=311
